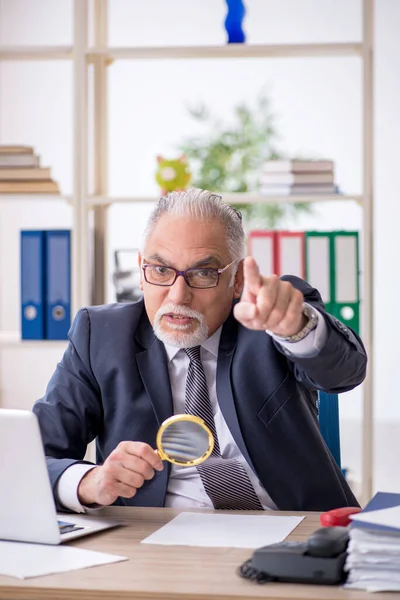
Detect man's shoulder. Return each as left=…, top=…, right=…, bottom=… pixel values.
left=86, top=298, right=145, bottom=317
left=78, top=298, right=146, bottom=331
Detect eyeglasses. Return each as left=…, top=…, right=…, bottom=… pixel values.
left=142, top=261, right=236, bottom=289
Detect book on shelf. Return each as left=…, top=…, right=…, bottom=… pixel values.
left=262, top=159, right=334, bottom=173
left=0, top=167, right=51, bottom=181
left=260, top=171, right=335, bottom=185
left=259, top=184, right=339, bottom=196
left=0, top=145, right=34, bottom=155
left=0, top=145, right=59, bottom=194
left=0, top=153, right=40, bottom=167
left=0, top=180, right=59, bottom=194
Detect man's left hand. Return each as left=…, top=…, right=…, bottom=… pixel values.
left=233, top=256, right=307, bottom=336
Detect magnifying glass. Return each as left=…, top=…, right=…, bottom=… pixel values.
left=156, top=414, right=214, bottom=466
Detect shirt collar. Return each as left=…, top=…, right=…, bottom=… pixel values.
left=164, top=326, right=222, bottom=363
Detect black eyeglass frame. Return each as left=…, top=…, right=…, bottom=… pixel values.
left=142, top=260, right=236, bottom=289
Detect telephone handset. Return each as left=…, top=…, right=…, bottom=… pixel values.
left=239, top=526, right=349, bottom=585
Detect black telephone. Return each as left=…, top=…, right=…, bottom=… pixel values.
left=239, top=526, right=349, bottom=585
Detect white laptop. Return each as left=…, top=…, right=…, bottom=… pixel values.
left=0, top=408, right=121, bottom=545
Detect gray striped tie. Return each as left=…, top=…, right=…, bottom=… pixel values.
left=184, top=346, right=263, bottom=510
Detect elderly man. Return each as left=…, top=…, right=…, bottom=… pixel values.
left=34, top=188, right=367, bottom=513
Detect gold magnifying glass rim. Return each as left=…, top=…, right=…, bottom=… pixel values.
left=156, top=414, right=214, bottom=466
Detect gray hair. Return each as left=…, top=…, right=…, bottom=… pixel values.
left=142, top=188, right=245, bottom=262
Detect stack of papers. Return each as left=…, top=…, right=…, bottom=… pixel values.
left=344, top=493, right=400, bottom=592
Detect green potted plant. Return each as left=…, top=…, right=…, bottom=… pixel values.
left=178, top=92, right=312, bottom=229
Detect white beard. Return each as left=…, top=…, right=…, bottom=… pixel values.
left=153, top=303, right=209, bottom=348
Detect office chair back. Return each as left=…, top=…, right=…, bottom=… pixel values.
left=317, top=391, right=341, bottom=468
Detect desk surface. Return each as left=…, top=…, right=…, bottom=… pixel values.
left=0, top=507, right=397, bottom=600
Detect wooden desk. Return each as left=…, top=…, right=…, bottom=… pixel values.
left=0, top=507, right=397, bottom=600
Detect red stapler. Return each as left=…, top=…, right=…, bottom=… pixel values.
left=320, top=506, right=362, bottom=527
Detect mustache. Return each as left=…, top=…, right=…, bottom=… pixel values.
left=157, top=304, right=204, bottom=320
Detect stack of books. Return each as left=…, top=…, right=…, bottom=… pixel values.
left=259, top=159, right=338, bottom=196
left=0, top=145, right=59, bottom=194
left=344, top=492, right=400, bottom=592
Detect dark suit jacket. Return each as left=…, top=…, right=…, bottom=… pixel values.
left=33, top=276, right=367, bottom=512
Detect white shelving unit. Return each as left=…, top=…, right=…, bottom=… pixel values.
left=0, top=0, right=374, bottom=504
left=86, top=193, right=364, bottom=207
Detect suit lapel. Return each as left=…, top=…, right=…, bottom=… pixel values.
left=135, top=314, right=174, bottom=426
left=134, top=308, right=256, bottom=473
left=217, top=312, right=257, bottom=473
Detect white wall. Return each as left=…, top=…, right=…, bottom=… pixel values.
left=0, top=0, right=399, bottom=495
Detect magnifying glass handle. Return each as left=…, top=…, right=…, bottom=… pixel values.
left=155, top=448, right=167, bottom=461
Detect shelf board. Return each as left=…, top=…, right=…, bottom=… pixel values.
left=0, top=194, right=71, bottom=202
left=88, top=42, right=363, bottom=61
left=0, top=46, right=73, bottom=60
left=0, top=332, right=68, bottom=348
left=0, top=193, right=362, bottom=206
left=87, top=193, right=363, bottom=207
left=0, top=43, right=363, bottom=62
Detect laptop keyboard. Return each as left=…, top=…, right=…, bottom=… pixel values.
left=58, top=520, right=84, bottom=535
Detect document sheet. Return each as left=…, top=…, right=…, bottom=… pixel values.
left=141, top=512, right=304, bottom=548
left=0, top=541, right=128, bottom=579
left=350, top=505, right=400, bottom=530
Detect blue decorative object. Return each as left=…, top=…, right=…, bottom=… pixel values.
left=224, top=0, right=246, bottom=44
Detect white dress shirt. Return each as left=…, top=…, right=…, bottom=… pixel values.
left=56, top=305, right=327, bottom=512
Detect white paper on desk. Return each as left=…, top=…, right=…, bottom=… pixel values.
left=0, top=540, right=128, bottom=579
left=350, top=505, right=400, bottom=530
left=141, top=512, right=304, bottom=549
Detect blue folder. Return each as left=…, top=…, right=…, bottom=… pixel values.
left=20, top=230, right=46, bottom=339
left=351, top=491, right=400, bottom=534
left=44, top=230, right=71, bottom=340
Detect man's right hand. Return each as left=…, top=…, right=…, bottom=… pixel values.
left=77, top=441, right=164, bottom=506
